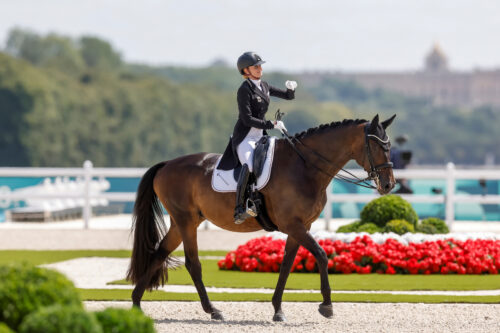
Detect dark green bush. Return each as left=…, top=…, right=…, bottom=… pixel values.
left=19, top=305, right=101, bottom=333
left=420, top=217, right=449, bottom=234
left=416, top=223, right=438, bottom=234
left=356, top=223, right=381, bottom=234
left=384, top=219, right=415, bottom=235
left=0, top=322, right=14, bottom=333
left=336, top=220, right=363, bottom=233
left=95, top=307, right=156, bottom=333
left=360, top=195, right=418, bottom=227
left=0, top=263, right=82, bottom=330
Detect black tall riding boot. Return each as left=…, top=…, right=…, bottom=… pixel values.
left=234, top=164, right=257, bottom=224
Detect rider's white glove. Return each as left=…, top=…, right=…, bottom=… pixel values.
left=285, top=80, right=298, bottom=91
left=274, top=120, right=287, bottom=132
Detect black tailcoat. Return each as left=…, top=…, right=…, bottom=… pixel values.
left=218, top=79, right=295, bottom=170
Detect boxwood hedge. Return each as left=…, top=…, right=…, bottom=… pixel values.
left=95, top=307, right=155, bottom=333
left=18, top=305, right=101, bottom=333
left=420, top=217, right=449, bottom=234
left=360, top=194, right=418, bottom=227
left=384, top=219, right=415, bottom=235
left=0, top=263, right=82, bottom=331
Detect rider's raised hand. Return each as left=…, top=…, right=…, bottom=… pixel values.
left=285, top=80, right=298, bottom=91
left=273, top=120, right=288, bottom=132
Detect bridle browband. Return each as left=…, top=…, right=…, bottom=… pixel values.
left=281, top=122, right=393, bottom=190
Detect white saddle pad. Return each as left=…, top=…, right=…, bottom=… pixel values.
left=211, top=137, right=276, bottom=193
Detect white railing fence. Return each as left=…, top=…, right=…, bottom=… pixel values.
left=1, top=161, right=499, bottom=229
left=323, top=162, right=500, bottom=230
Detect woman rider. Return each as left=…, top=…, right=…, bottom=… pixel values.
left=217, top=51, right=297, bottom=224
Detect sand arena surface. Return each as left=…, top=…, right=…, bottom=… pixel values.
left=85, top=301, right=500, bottom=333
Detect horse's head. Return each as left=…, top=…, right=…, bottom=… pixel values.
left=355, top=114, right=396, bottom=195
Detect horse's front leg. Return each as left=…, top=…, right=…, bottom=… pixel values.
left=272, top=236, right=300, bottom=322
left=284, top=220, right=333, bottom=318
left=180, top=224, right=224, bottom=320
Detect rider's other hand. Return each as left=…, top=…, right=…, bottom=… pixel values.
left=285, top=80, right=298, bottom=91
left=274, top=120, right=287, bottom=132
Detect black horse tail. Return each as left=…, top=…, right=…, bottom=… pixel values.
left=126, top=161, right=169, bottom=290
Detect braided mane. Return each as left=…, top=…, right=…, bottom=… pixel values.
left=293, top=118, right=367, bottom=139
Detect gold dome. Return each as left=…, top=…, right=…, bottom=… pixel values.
left=425, top=43, right=449, bottom=72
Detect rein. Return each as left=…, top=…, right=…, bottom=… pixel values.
left=280, top=123, right=393, bottom=190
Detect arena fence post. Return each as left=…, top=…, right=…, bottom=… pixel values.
left=445, top=162, right=455, bottom=229
left=83, top=160, right=93, bottom=229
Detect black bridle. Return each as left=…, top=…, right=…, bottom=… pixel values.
left=277, top=114, right=393, bottom=190
left=363, top=124, right=394, bottom=181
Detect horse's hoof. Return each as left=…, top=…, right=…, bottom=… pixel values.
left=318, top=304, right=333, bottom=318
left=132, top=303, right=142, bottom=311
left=211, top=311, right=224, bottom=321
left=273, top=311, right=287, bottom=322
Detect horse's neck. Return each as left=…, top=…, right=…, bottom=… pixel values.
left=299, top=126, right=362, bottom=184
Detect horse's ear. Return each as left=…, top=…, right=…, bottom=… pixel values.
left=369, top=114, right=379, bottom=132
left=381, top=114, right=396, bottom=130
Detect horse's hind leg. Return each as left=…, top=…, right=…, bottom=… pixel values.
left=272, top=236, right=300, bottom=322
left=132, top=222, right=182, bottom=308
left=177, top=219, right=224, bottom=320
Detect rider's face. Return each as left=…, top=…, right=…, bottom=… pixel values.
left=245, top=65, right=263, bottom=79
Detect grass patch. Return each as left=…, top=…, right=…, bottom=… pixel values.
left=80, top=289, right=500, bottom=303
left=0, top=250, right=224, bottom=266
left=0, top=250, right=132, bottom=266
left=110, top=259, right=500, bottom=291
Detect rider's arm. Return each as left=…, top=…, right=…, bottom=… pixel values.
left=237, top=88, right=274, bottom=129
left=268, top=84, right=295, bottom=100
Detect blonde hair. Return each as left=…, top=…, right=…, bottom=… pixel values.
left=242, top=67, right=250, bottom=79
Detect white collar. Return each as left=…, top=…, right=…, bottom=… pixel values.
left=249, top=79, right=262, bottom=90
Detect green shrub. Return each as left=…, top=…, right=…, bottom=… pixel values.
left=0, top=322, right=14, bottom=333
left=336, top=220, right=363, bottom=233
left=360, top=195, right=418, bottom=227
left=421, top=217, right=449, bottom=234
left=0, top=263, right=82, bottom=331
left=95, top=307, right=156, bottom=333
left=416, top=223, right=438, bottom=234
left=356, top=222, right=381, bottom=234
left=19, top=305, right=102, bottom=333
left=384, top=219, right=415, bottom=235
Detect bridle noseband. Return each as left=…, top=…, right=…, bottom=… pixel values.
left=281, top=122, right=393, bottom=190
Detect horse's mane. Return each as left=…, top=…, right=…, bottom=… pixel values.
left=293, top=118, right=367, bottom=139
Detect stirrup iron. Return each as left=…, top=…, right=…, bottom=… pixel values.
left=245, top=198, right=257, bottom=217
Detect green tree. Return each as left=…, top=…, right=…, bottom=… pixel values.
left=79, top=36, right=122, bottom=69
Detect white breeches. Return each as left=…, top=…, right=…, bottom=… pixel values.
left=236, top=128, right=263, bottom=173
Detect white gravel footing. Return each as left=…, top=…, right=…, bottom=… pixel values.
left=84, top=301, right=500, bottom=333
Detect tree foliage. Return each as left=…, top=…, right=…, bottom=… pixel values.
left=1, top=28, right=498, bottom=166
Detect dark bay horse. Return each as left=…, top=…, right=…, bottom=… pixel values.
left=126, top=114, right=396, bottom=321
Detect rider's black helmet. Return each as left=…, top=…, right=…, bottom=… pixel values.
left=237, top=52, right=265, bottom=75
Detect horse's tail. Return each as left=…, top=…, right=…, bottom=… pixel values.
left=126, top=161, right=169, bottom=289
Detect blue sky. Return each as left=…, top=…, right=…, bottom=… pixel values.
left=1, top=0, right=499, bottom=72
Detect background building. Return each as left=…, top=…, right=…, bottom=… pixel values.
left=306, top=45, right=500, bottom=107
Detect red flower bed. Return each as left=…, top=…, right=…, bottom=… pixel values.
left=218, top=235, right=500, bottom=274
